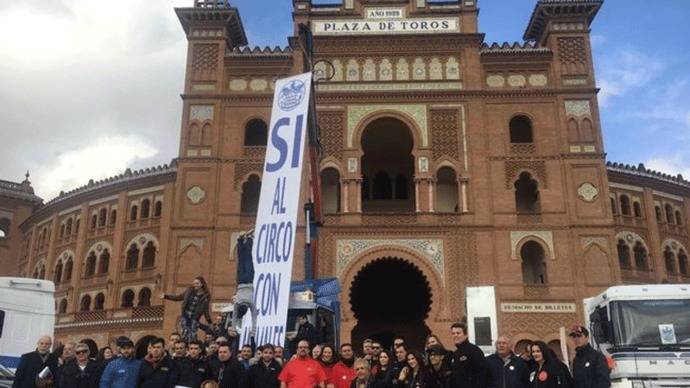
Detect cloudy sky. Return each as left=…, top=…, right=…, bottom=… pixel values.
left=1, top=0, right=689, bottom=200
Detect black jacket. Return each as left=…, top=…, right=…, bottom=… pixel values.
left=572, top=345, right=610, bottom=388
left=487, top=353, right=530, bottom=388
left=372, top=367, right=394, bottom=388
left=164, top=288, right=212, bottom=323
left=449, top=340, right=488, bottom=388
left=530, top=360, right=574, bottom=388
left=57, top=359, right=100, bottom=388
left=245, top=359, right=282, bottom=388
left=138, top=355, right=179, bottom=388
left=174, top=356, right=210, bottom=388
left=12, top=351, right=59, bottom=388
left=209, top=356, right=245, bottom=388
left=390, top=360, right=407, bottom=386
left=426, top=363, right=451, bottom=388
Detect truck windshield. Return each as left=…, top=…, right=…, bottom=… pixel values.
left=611, top=299, right=690, bottom=346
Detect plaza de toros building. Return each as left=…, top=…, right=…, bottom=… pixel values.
left=3, top=0, right=690, bottom=354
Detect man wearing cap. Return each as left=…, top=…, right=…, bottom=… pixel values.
left=426, top=344, right=451, bottom=388
left=570, top=325, right=610, bottom=388
left=99, top=337, right=141, bottom=388
left=486, top=336, right=530, bottom=388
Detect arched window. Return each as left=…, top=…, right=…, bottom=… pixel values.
left=509, top=115, right=533, bottom=143
left=98, top=208, right=107, bottom=227
left=75, top=219, right=80, bottom=234
left=138, top=288, right=152, bottom=307
left=320, top=168, right=341, bottom=214
left=241, top=175, right=262, bottom=214
left=436, top=167, right=459, bottom=213
left=90, top=214, right=98, bottom=230
left=85, top=252, right=97, bottom=277
left=189, top=124, right=201, bottom=146
left=140, top=199, right=151, bottom=219
left=634, top=242, right=648, bottom=271
left=395, top=175, right=409, bottom=200
left=0, top=218, right=10, bottom=238
left=617, top=240, right=631, bottom=269
left=244, top=119, right=269, bottom=146
left=54, top=261, right=63, bottom=284
left=65, top=218, right=73, bottom=235
left=655, top=206, right=663, bottom=223
left=125, top=244, right=139, bottom=270
left=59, top=224, right=65, bottom=239
left=154, top=201, right=162, bottom=217
left=94, top=293, right=105, bottom=311
left=110, top=209, right=117, bottom=225
left=567, top=118, right=579, bottom=142
left=620, top=196, right=631, bottom=216
left=58, top=299, right=68, bottom=314
left=80, top=295, right=92, bottom=312
left=679, top=251, right=689, bottom=276
left=665, top=204, right=674, bottom=224
left=521, top=241, right=547, bottom=284
left=39, top=264, right=46, bottom=279
left=142, top=242, right=156, bottom=269
left=633, top=202, right=642, bottom=218
left=515, top=172, right=541, bottom=213
left=610, top=198, right=617, bottom=215
left=675, top=210, right=683, bottom=226
left=581, top=118, right=595, bottom=142
left=373, top=172, right=393, bottom=200
left=99, top=249, right=110, bottom=274
left=130, top=206, right=138, bottom=222
left=64, top=258, right=73, bottom=281
left=121, top=290, right=135, bottom=308
left=664, top=248, right=676, bottom=274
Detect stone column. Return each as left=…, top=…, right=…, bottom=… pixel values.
left=459, top=177, right=470, bottom=213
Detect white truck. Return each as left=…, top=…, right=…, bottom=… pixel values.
left=584, top=284, right=690, bottom=388
left=0, top=277, right=55, bottom=373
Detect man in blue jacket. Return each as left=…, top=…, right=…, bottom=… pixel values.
left=99, top=337, right=141, bottom=388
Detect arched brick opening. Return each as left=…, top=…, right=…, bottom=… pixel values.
left=341, top=248, right=445, bottom=350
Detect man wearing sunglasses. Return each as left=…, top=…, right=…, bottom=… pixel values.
left=570, top=325, right=610, bottom=388
left=57, top=343, right=100, bottom=388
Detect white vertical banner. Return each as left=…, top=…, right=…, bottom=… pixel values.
left=251, top=72, right=312, bottom=346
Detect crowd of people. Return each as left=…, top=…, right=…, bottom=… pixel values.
left=12, top=321, right=611, bottom=388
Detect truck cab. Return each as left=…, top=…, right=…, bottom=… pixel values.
left=584, top=284, right=690, bottom=388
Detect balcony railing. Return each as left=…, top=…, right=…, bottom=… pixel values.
left=621, top=269, right=655, bottom=283
left=195, top=0, right=231, bottom=8
left=55, top=305, right=165, bottom=329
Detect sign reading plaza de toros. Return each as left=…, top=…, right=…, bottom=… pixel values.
left=312, top=7, right=460, bottom=35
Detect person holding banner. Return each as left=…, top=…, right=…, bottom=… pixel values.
left=161, top=276, right=213, bottom=343
left=278, top=340, right=327, bottom=388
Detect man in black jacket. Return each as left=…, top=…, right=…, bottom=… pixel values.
left=246, top=344, right=282, bottom=388
left=288, top=314, right=316, bottom=355
left=486, top=336, right=530, bottom=388
left=448, top=322, right=488, bottom=388
left=138, top=337, right=179, bottom=388
left=12, top=335, right=59, bottom=388
left=209, top=342, right=244, bottom=388
left=175, top=340, right=211, bottom=388
left=57, top=343, right=100, bottom=388
left=570, top=326, right=610, bottom=388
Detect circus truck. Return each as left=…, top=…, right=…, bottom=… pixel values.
left=584, top=284, right=690, bottom=388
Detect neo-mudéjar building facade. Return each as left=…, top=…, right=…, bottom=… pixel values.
left=2, top=0, right=689, bottom=355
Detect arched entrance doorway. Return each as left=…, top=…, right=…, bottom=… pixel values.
left=350, top=258, right=431, bottom=350
left=361, top=117, right=415, bottom=213
left=135, top=335, right=157, bottom=360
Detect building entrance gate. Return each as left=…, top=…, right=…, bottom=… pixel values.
left=349, top=257, right=431, bottom=350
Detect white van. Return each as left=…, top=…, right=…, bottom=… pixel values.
left=0, top=277, right=55, bottom=372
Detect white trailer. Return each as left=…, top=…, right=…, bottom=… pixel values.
left=584, top=284, right=690, bottom=388
left=0, top=277, right=55, bottom=372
